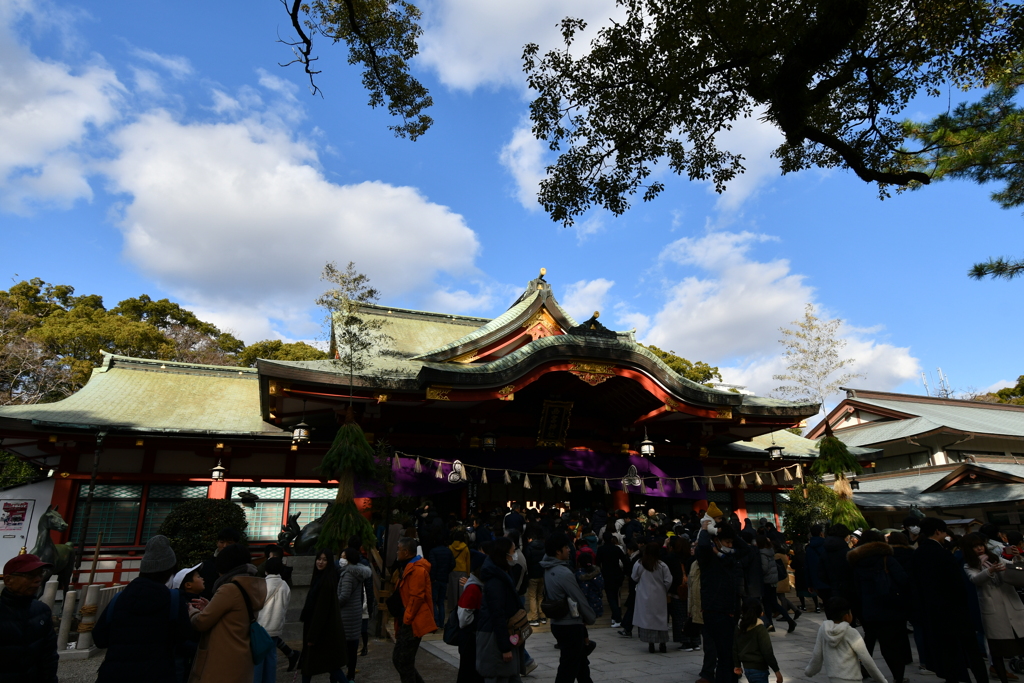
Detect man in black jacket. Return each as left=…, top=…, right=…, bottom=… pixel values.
left=94, top=535, right=193, bottom=683
left=697, top=519, right=749, bottom=683
left=912, top=517, right=989, bottom=683
left=0, top=554, right=58, bottom=683
left=198, top=527, right=239, bottom=599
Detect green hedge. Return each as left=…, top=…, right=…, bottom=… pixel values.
left=159, top=499, right=248, bottom=567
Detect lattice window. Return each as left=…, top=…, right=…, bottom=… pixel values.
left=745, top=491, right=778, bottom=529
left=288, top=501, right=329, bottom=527
left=242, top=502, right=285, bottom=541
left=289, top=487, right=337, bottom=500
left=71, top=500, right=140, bottom=545
left=140, top=485, right=211, bottom=542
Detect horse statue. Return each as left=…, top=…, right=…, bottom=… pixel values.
left=29, top=505, right=74, bottom=593
left=291, top=505, right=333, bottom=555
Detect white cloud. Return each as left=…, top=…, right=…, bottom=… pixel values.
left=131, top=48, right=192, bottom=79
left=102, top=100, right=481, bottom=342
left=641, top=231, right=920, bottom=404
left=419, top=0, right=621, bottom=91
left=562, top=278, right=615, bottom=322
left=0, top=4, right=123, bottom=213
left=985, top=379, right=1016, bottom=393
left=711, top=110, right=784, bottom=212
left=499, top=119, right=547, bottom=210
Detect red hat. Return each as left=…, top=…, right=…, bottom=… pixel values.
left=3, top=554, right=53, bottom=576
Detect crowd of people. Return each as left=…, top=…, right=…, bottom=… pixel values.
left=4, top=499, right=1024, bottom=683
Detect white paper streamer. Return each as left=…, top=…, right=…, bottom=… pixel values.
left=707, top=476, right=715, bottom=492
left=504, top=470, right=511, bottom=484
left=755, top=472, right=763, bottom=487
left=738, top=474, right=747, bottom=489
left=604, top=479, right=611, bottom=494
left=414, top=458, right=422, bottom=473
left=783, top=467, right=793, bottom=481
left=564, top=477, right=572, bottom=493
left=524, top=474, right=531, bottom=489
left=585, top=477, right=592, bottom=491
left=690, top=478, right=699, bottom=492
left=545, top=474, right=553, bottom=489
left=392, top=453, right=401, bottom=471
left=435, top=462, right=444, bottom=479
left=481, top=469, right=488, bottom=484
left=796, top=464, right=803, bottom=478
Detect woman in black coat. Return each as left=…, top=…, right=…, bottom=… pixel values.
left=299, top=550, right=347, bottom=683
left=849, top=530, right=912, bottom=683
left=820, top=524, right=855, bottom=606
left=476, top=538, right=523, bottom=683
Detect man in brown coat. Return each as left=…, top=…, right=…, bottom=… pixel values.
left=188, top=544, right=267, bottom=683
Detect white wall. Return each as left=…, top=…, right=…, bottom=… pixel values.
left=0, top=479, right=56, bottom=565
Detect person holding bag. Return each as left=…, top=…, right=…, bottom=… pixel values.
left=476, top=538, right=526, bottom=683
left=187, top=544, right=268, bottom=683
left=541, top=532, right=596, bottom=683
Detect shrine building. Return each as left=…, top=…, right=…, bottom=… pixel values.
left=0, top=270, right=845, bottom=578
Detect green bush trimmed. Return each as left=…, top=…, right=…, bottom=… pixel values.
left=159, top=499, right=248, bottom=567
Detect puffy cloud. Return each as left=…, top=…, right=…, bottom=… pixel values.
left=419, top=0, right=621, bottom=91
left=562, top=278, right=615, bottom=322
left=711, top=110, right=784, bottom=213
left=640, top=231, right=920, bottom=403
left=103, top=102, right=481, bottom=342
left=0, top=3, right=123, bottom=213
left=499, top=119, right=547, bottom=210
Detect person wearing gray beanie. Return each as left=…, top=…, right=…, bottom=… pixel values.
left=140, top=535, right=178, bottom=575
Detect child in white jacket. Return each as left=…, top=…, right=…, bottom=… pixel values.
left=258, top=557, right=300, bottom=671
left=805, top=598, right=888, bottom=683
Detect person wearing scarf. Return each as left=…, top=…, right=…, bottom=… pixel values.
left=299, top=550, right=347, bottom=683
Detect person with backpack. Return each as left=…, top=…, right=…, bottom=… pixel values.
left=848, top=530, right=911, bottom=683
left=757, top=536, right=795, bottom=633
left=455, top=552, right=487, bottom=683
left=542, top=532, right=597, bottom=683
left=187, top=543, right=269, bottom=683
left=339, top=548, right=372, bottom=682
left=805, top=525, right=830, bottom=605
left=94, top=535, right=192, bottom=683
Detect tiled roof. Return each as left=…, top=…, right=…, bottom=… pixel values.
left=354, top=304, right=490, bottom=357
left=833, top=416, right=944, bottom=447
left=854, top=461, right=1024, bottom=509
left=714, top=429, right=880, bottom=459
left=0, top=353, right=285, bottom=436
left=409, top=290, right=542, bottom=360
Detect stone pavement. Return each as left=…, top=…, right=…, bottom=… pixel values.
left=424, top=610, right=933, bottom=683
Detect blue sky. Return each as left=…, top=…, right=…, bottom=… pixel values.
left=2, top=0, right=1022, bottom=408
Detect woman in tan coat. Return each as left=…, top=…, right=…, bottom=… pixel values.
left=188, top=544, right=267, bottom=683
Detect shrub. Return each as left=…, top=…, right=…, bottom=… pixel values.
left=159, top=499, right=248, bottom=567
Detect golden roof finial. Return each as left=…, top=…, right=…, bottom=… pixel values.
left=593, top=310, right=600, bottom=319
left=539, top=267, right=547, bottom=277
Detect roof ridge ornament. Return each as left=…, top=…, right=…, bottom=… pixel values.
left=567, top=311, right=617, bottom=339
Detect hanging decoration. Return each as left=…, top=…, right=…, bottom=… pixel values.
left=706, top=476, right=715, bottom=492
left=783, top=467, right=794, bottom=481
left=545, top=474, right=553, bottom=489
left=504, top=470, right=512, bottom=484
left=414, top=457, right=423, bottom=473
left=657, top=479, right=666, bottom=495
left=722, top=475, right=732, bottom=489
left=604, top=479, right=611, bottom=494
left=524, top=474, right=531, bottom=489
left=621, top=465, right=642, bottom=488
left=584, top=477, right=592, bottom=492
left=796, top=464, right=804, bottom=478
left=448, top=460, right=468, bottom=484
left=754, top=472, right=764, bottom=487
left=481, top=469, right=488, bottom=484
left=392, top=453, right=401, bottom=471
left=738, top=474, right=748, bottom=489
left=690, top=478, right=698, bottom=492
left=768, top=472, right=778, bottom=486
left=564, top=477, right=572, bottom=493
left=677, top=479, right=685, bottom=493
left=435, top=461, right=444, bottom=479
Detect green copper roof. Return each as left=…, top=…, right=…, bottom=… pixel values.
left=0, top=353, right=286, bottom=436
left=409, top=289, right=542, bottom=360
left=714, top=429, right=879, bottom=459
left=352, top=303, right=490, bottom=357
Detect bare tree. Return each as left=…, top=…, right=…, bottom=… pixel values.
left=773, top=303, right=863, bottom=414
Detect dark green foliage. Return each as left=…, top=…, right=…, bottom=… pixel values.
left=0, top=450, right=40, bottom=488
left=316, top=499, right=375, bottom=553
left=236, top=340, right=329, bottom=368
left=319, top=420, right=376, bottom=480
left=779, top=476, right=838, bottom=541
left=642, top=345, right=722, bottom=385
left=159, top=499, right=248, bottom=567
left=832, top=498, right=869, bottom=531
left=811, top=435, right=863, bottom=478
left=974, top=375, right=1024, bottom=404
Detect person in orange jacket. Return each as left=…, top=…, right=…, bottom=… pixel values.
left=393, top=536, right=435, bottom=683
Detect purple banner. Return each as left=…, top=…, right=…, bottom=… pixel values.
left=354, top=449, right=705, bottom=500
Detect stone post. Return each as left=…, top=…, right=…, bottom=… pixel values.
left=40, top=576, right=59, bottom=610
left=75, top=584, right=102, bottom=650
left=58, top=590, right=78, bottom=651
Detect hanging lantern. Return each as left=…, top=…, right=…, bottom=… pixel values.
left=237, top=490, right=259, bottom=508
left=584, top=477, right=592, bottom=491
left=210, top=459, right=227, bottom=481
left=524, top=474, right=532, bottom=489
left=765, top=444, right=783, bottom=459
left=639, top=428, right=655, bottom=457
left=849, top=477, right=860, bottom=490
left=604, top=479, right=611, bottom=494
left=291, top=422, right=312, bottom=445
left=414, top=458, right=423, bottom=473
left=803, top=486, right=809, bottom=499
left=482, top=433, right=497, bottom=450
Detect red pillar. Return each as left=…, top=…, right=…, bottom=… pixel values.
left=207, top=481, right=228, bottom=499
left=611, top=489, right=630, bottom=512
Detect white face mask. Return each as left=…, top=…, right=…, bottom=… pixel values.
left=512, top=551, right=520, bottom=563
left=909, top=526, right=921, bottom=536
left=339, top=558, right=349, bottom=567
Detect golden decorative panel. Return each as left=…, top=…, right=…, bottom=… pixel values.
left=716, top=407, right=733, bottom=420
left=497, top=385, right=515, bottom=401
left=426, top=385, right=451, bottom=401
left=569, top=361, right=615, bottom=386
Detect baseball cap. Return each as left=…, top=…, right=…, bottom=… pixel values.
left=4, top=554, right=53, bottom=576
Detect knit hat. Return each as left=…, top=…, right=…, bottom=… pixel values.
left=141, top=535, right=177, bottom=573
left=706, top=502, right=723, bottom=519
